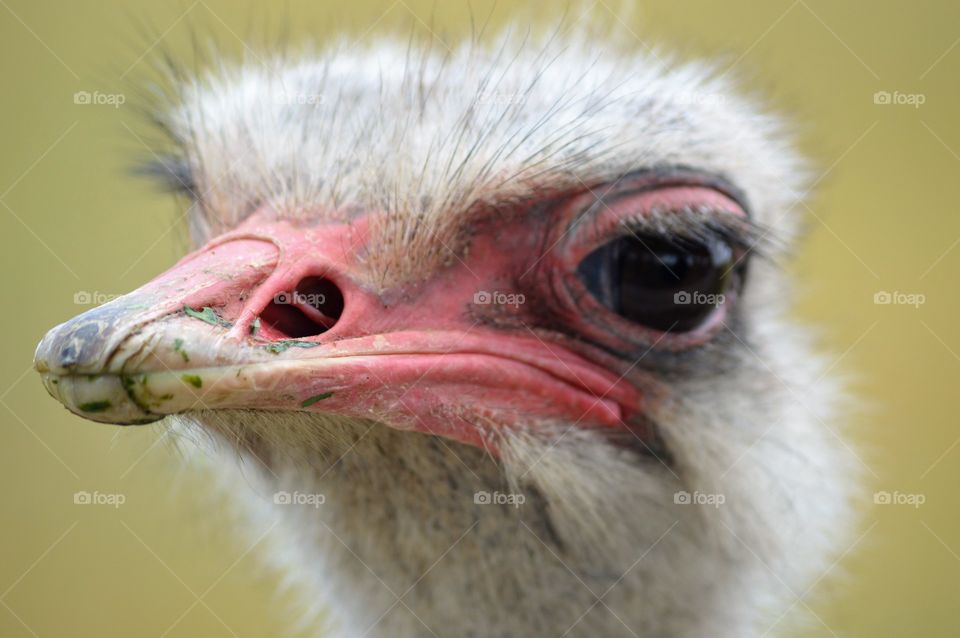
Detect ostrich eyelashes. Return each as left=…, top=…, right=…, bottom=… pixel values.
left=577, top=233, right=736, bottom=333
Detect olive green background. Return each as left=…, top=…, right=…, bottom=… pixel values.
left=1, top=1, right=957, bottom=636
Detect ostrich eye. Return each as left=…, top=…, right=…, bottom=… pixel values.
left=577, top=234, right=735, bottom=333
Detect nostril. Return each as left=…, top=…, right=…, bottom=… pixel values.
left=296, top=276, right=345, bottom=324
left=259, top=276, right=345, bottom=339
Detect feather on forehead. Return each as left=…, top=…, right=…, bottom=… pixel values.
left=150, top=28, right=805, bottom=287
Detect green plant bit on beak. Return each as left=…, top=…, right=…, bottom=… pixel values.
left=301, top=392, right=334, bottom=407
left=249, top=317, right=261, bottom=336
left=121, top=374, right=175, bottom=409
left=264, top=340, right=321, bottom=354
left=172, top=338, right=190, bottom=362
left=181, top=374, right=203, bottom=389
left=79, top=400, right=112, bottom=413
left=183, top=306, right=233, bottom=328
left=121, top=375, right=152, bottom=412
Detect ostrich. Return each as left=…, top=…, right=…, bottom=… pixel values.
left=34, top=26, right=856, bottom=638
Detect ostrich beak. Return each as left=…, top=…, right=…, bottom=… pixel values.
left=34, top=215, right=639, bottom=448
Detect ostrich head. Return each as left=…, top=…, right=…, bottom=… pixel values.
left=34, top=27, right=856, bottom=638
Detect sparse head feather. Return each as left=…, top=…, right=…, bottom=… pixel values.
left=153, top=28, right=806, bottom=288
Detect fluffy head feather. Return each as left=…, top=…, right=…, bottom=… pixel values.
left=155, top=28, right=804, bottom=288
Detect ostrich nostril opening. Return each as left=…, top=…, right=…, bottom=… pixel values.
left=259, top=276, right=345, bottom=339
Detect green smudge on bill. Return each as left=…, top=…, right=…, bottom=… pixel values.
left=79, top=400, right=111, bottom=413
left=172, top=338, right=190, bottom=362
left=183, top=306, right=233, bottom=328
left=301, top=392, right=334, bottom=407
left=181, top=374, right=203, bottom=388
left=265, top=340, right=321, bottom=354
left=120, top=374, right=174, bottom=410
left=120, top=375, right=152, bottom=412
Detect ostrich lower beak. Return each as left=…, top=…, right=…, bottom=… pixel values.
left=34, top=218, right=638, bottom=448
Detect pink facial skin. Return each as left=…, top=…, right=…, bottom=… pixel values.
left=35, top=182, right=743, bottom=451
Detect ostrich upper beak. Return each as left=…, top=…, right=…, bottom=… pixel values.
left=34, top=213, right=639, bottom=448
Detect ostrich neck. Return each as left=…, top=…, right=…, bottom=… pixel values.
left=193, top=412, right=749, bottom=638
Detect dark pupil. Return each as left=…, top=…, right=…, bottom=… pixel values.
left=577, top=234, right=733, bottom=332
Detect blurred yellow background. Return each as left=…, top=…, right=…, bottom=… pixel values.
left=1, top=0, right=958, bottom=636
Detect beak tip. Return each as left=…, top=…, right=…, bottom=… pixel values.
left=39, top=371, right=162, bottom=426
left=33, top=324, right=79, bottom=376
left=34, top=299, right=140, bottom=377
